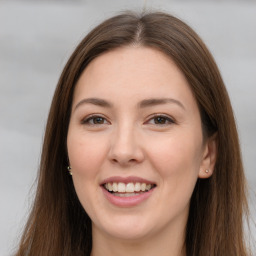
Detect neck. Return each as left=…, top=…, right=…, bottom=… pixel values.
left=90, top=223, right=186, bottom=256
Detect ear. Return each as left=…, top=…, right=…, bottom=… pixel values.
left=198, top=133, right=218, bottom=179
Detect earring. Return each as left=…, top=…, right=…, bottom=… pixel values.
left=67, top=166, right=72, bottom=176
left=205, top=169, right=209, bottom=173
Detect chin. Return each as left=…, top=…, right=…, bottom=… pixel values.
left=95, top=215, right=155, bottom=241
left=107, top=226, right=152, bottom=241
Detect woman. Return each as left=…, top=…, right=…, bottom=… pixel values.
left=15, top=11, right=250, bottom=256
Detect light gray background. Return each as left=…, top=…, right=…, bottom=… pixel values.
left=0, top=0, right=255, bottom=255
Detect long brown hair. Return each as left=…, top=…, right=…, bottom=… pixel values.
left=15, top=11, right=250, bottom=256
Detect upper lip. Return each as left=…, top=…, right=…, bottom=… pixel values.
left=100, top=176, right=156, bottom=185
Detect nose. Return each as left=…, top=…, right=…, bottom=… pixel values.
left=108, top=124, right=144, bottom=166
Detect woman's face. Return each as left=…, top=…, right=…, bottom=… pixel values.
left=67, top=46, right=214, bottom=242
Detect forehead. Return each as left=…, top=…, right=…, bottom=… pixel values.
left=73, top=46, right=196, bottom=110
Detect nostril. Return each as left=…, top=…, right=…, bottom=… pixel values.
left=108, top=144, right=145, bottom=165
left=111, top=157, right=138, bottom=165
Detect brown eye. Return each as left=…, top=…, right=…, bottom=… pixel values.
left=82, top=115, right=109, bottom=125
left=92, top=117, right=105, bottom=124
left=154, top=116, right=168, bottom=124
left=147, top=115, right=175, bottom=125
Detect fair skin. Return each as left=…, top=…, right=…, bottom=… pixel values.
left=67, top=46, right=216, bottom=256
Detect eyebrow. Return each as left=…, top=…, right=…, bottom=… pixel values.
left=74, top=98, right=113, bottom=110
left=139, top=98, right=185, bottom=110
left=74, top=97, right=185, bottom=111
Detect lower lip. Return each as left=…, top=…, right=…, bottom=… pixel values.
left=101, top=186, right=155, bottom=207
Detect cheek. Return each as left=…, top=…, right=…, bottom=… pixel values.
left=67, top=132, right=107, bottom=208
left=67, top=132, right=108, bottom=177
left=146, top=130, right=203, bottom=192
left=67, top=132, right=108, bottom=214
left=150, top=136, right=201, bottom=173
left=147, top=133, right=202, bottom=219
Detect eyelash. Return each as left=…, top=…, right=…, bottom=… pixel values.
left=145, top=114, right=175, bottom=126
left=81, top=115, right=110, bottom=125
left=81, top=114, right=175, bottom=126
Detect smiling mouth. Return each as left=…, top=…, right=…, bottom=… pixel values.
left=103, top=182, right=156, bottom=197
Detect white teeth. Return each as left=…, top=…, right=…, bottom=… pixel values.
left=113, top=192, right=141, bottom=197
left=112, top=182, right=118, bottom=192
left=134, top=182, right=140, bottom=192
left=141, top=183, right=146, bottom=191
left=104, top=182, right=154, bottom=193
left=126, top=183, right=134, bottom=192
left=117, top=182, right=126, bottom=192
left=146, top=184, right=151, bottom=191
left=108, top=183, right=113, bottom=191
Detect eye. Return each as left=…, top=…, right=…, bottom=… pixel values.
left=147, top=115, right=175, bottom=125
left=81, top=115, right=109, bottom=125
